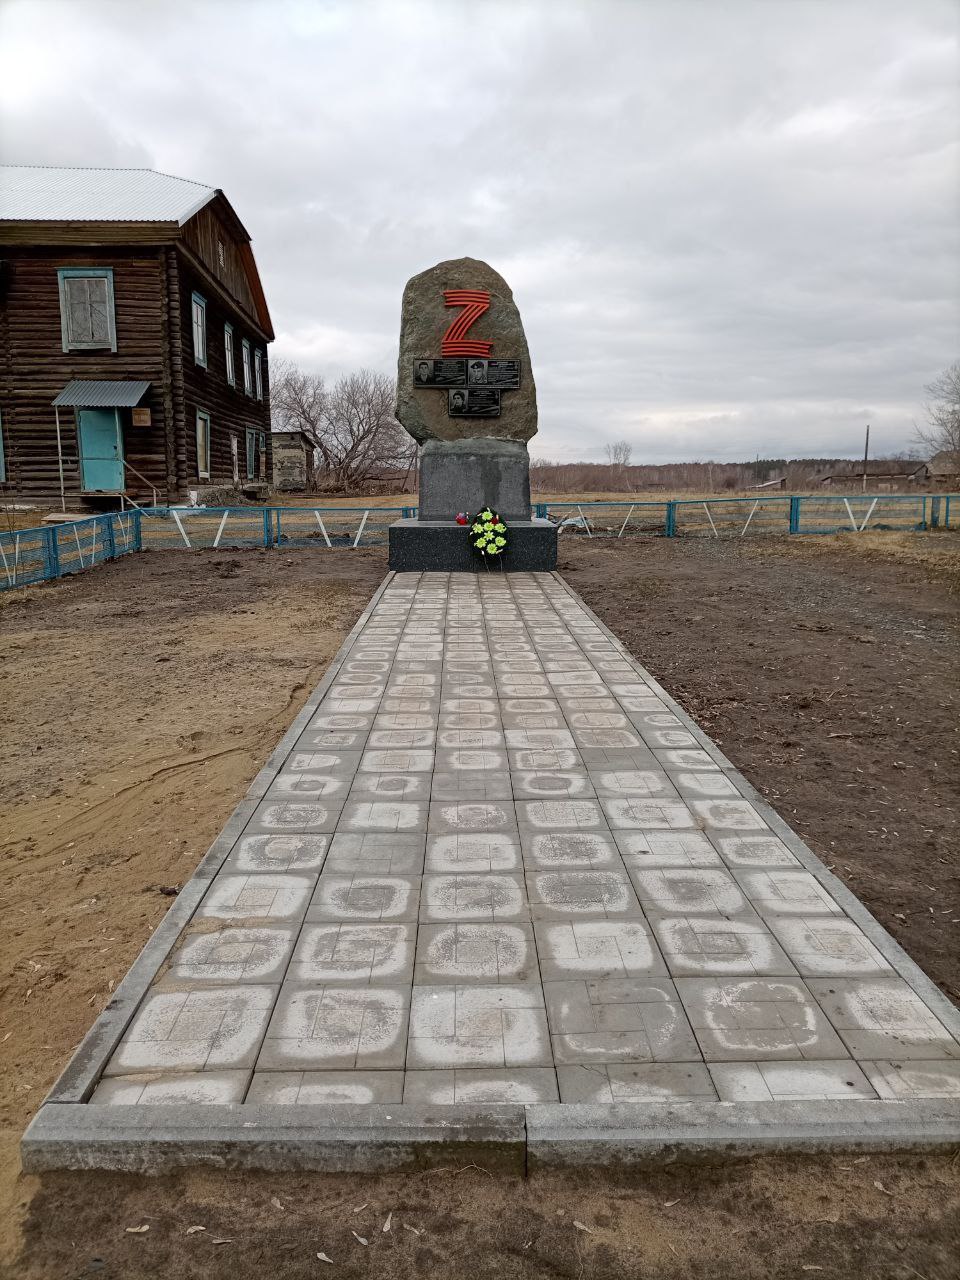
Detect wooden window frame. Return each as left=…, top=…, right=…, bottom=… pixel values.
left=241, top=339, right=253, bottom=396
left=192, top=292, right=207, bottom=368
left=224, top=323, right=235, bottom=386
left=254, top=348, right=264, bottom=401
left=196, top=409, right=211, bottom=480
left=0, top=409, right=6, bottom=483
left=57, top=267, right=117, bottom=352
left=245, top=427, right=257, bottom=479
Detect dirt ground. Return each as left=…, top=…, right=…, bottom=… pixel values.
left=1, top=533, right=959, bottom=1278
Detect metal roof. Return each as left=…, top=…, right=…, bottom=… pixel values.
left=1, top=166, right=216, bottom=224
left=52, top=380, right=151, bottom=408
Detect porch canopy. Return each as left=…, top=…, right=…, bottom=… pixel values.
left=52, top=380, right=150, bottom=408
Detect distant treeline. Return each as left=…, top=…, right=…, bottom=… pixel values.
left=528, top=456, right=920, bottom=492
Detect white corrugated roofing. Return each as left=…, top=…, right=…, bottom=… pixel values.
left=52, top=380, right=151, bottom=408
left=0, top=166, right=217, bottom=224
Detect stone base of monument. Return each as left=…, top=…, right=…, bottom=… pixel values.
left=388, top=519, right=558, bottom=572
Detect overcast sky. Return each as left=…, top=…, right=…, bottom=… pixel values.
left=2, top=0, right=957, bottom=463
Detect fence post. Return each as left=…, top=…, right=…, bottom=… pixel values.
left=132, top=510, right=143, bottom=551
left=263, top=508, right=272, bottom=547
left=43, top=526, right=61, bottom=581
left=665, top=501, right=677, bottom=537
left=103, top=514, right=117, bottom=561
left=535, top=502, right=547, bottom=519
left=789, top=496, right=800, bottom=534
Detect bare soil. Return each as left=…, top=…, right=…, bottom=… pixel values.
left=1, top=533, right=959, bottom=1278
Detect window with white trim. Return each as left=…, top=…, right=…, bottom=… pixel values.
left=192, top=293, right=207, bottom=367
left=245, top=427, right=257, bottom=478
left=241, top=339, right=253, bottom=396
left=196, top=409, right=211, bottom=479
left=57, top=268, right=117, bottom=352
left=224, top=323, right=235, bottom=386
left=254, top=348, right=264, bottom=400
left=0, top=410, right=6, bottom=483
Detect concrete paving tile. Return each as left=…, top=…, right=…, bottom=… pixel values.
left=425, top=833, right=522, bottom=873
left=337, top=800, right=429, bottom=833
left=402, top=1067, right=559, bottom=1103
left=577, top=747, right=660, bottom=769
left=807, top=977, right=960, bottom=1058
left=197, top=874, right=315, bottom=922
left=259, top=986, right=409, bottom=1070
left=569, top=712, right=631, bottom=730
left=504, top=729, right=576, bottom=750
left=767, top=918, right=894, bottom=977
left=285, top=751, right=365, bottom=775
left=266, top=774, right=352, bottom=802
left=447, top=749, right=510, bottom=772
left=167, top=925, right=296, bottom=985
left=222, top=834, right=331, bottom=875
left=104, top=986, right=274, bottom=1075
left=246, top=1070, right=405, bottom=1103
left=614, top=831, right=722, bottom=869
left=323, top=833, right=426, bottom=876
left=668, top=771, right=743, bottom=799
left=735, top=870, right=844, bottom=917
left=601, top=798, right=697, bottom=830
left=557, top=1062, right=716, bottom=1103
left=650, top=915, right=797, bottom=977
left=709, top=1060, right=876, bottom=1102
left=348, top=771, right=431, bottom=800
left=861, top=1060, right=960, bottom=1100
left=511, top=771, right=596, bottom=799
left=675, top=976, right=849, bottom=1060
left=543, top=978, right=700, bottom=1063
left=641, top=728, right=700, bottom=748
left=630, top=868, right=753, bottom=917
left=421, top=874, right=528, bottom=921
left=407, top=985, right=551, bottom=1068
left=368, top=729, right=436, bottom=748
left=308, top=873, right=420, bottom=922
left=288, top=923, right=416, bottom=984
left=521, top=831, right=623, bottom=870
left=297, top=730, right=368, bottom=750
left=500, top=712, right=566, bottom=729
left=90, top=1071, right=250, bottom=1105
left=359, top=750, right=435, bottom=773
left=502, top=698, right=562, bottom=714
left=526, top=870, right=642, bottom=919
left=515, top=799, right=608, bottom=831
left=430, top=771, right=513, bottom=802
left=414, top=923, right=537, bottom=983
left=713, top=835, right=801, bottom=868
left=508, top=748, right=583, bottom=771
left=247, top=801, right=344, bottom=835
left=427, top=801, right=518, bottom=834
left=690, top=800, right=770, bottom=831
left=589, top=770, right=678, bottom=798
left=311, top=713, right=377, bottom=732
left=535, top=920, right=669, bottom=980
left=440, top=713, right=501, bottom=730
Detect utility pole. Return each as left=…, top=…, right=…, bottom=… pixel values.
left=862, top=424, right=870, bottom=493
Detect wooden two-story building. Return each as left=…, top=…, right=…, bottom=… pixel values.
left=0, top=165, right=274, bottom=508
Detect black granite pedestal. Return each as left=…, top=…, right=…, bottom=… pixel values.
left=388, top=519, right=558, bottom=572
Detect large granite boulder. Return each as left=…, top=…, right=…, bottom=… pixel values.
left=395, top=257, right=538, bottom=445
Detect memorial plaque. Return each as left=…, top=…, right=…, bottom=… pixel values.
left=466, top=359, right=520, bottom=389
left=413, top=358, right=467, bottom=387
left=448, top=388, right=501, bottom=417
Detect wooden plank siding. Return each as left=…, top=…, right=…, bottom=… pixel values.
left=0, top=247, right=170, bottom=504
left=177, top=256, right=272, bottom=493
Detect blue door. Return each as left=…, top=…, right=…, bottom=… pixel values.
left=78, top=409, right=124, bottom=491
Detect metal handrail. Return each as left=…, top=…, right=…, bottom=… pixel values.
left=121, top=461, right=158, bottom=508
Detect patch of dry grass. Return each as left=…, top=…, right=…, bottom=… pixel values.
left=744, top=529, right=960, bottom=591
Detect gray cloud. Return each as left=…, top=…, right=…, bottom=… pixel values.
left=2, top=0, right=957, bottom=462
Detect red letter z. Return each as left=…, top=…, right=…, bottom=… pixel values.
left=441, top=290, right=492, bottom=356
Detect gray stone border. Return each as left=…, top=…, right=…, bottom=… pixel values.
left=20, top=569, right=960, bottom=1175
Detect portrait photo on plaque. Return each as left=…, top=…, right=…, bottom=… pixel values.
left=448, top=387, right=501, bottom=417
left=413, top=358, right=466, bottom=387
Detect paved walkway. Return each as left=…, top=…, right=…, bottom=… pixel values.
left=90, top=572, right=960, bottom=1108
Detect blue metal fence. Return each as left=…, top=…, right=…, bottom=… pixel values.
left=1, top=495, right=956, bottom=592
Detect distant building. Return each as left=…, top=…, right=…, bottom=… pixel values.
left=0, top=165, right=274, bottom=508
left=818, top=460, right=927, bottom=491
left=750, top=476, right=787, bottom=490
left=923, top=449, right=960, bottom=488
left=272, top=428, right=317, bottom=492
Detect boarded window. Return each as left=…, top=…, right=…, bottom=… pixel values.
left=57, top=269, right=116, bottom=351
left=196, top=410, right=211, bottom=479
left=225, top=324, right=235, bottom=385
left=242, top=340, right=253, bottom=396
left=192, top=293, right=207, bottom=367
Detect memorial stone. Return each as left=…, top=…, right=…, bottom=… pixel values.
left=389, top=257, right=558, bottom=571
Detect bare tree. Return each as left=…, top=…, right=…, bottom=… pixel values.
left=270, top=359, right=327, bottom=484
left=915, top=361, right=960, bottom=460
left=604, top=439, right=632, bottom=468
left=321, top=369, right=416, bottom=490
